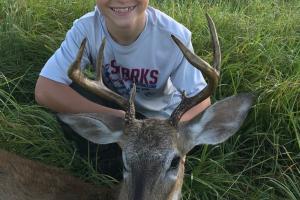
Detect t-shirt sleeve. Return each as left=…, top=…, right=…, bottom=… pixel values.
left=170, top=39, right=207, bottom=97
left=39, top=20, right=90, bottom=85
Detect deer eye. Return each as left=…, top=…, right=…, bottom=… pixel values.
left=169, top=156, right=181, bottom=171
left=123, top=165, right=130, bottom=173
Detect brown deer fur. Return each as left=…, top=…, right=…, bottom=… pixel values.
left=0, top=149, right=118, bottom=200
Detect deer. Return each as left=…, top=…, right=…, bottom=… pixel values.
left=0, top=14, right=254, bottom=200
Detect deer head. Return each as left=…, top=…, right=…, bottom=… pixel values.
left=58, top=14, right=254, bottom=200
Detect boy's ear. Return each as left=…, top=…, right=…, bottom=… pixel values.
left=57, top=113, right=124, bottom=145
left=178, top=93, right=255, bottom=153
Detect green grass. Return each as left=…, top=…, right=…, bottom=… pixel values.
left=0, top=0, right=299, bottom=199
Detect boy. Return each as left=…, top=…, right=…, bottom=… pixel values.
left=35, top=0, right=210, bottom=180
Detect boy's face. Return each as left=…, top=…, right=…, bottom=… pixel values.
left=97, top=0, right=149, bottom=30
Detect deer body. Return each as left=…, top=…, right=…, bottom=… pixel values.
left=0, top=15, right=254, bottom=200
left=0, top=150, right=117, bottom=200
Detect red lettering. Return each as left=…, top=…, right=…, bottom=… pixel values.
left=110, top=60, right=120, bottom=74
left=149, top=70, right=159, bottom=84
left=107, top=60, right=159, bottom=87
left=130, top=69, right=140, bottom=83
left=122, top=67, right=130, bottom=81
left=140, top=69, right=149, bottom=85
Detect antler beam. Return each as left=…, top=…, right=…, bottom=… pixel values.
left=168, top=14, right=221, bottom=127
left=68, top=38, right=128, bottom=110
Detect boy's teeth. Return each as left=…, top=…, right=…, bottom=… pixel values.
left=112, top=6, right=135, bottom=13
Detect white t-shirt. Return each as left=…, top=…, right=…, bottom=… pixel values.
left=40, top=6, right=207, bottom=118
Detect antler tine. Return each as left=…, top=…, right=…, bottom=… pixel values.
left=168, top=14, right=221, bottom=127
left=206, top=14, right=221, bottom=71
left=95, top=38, right=106, bottom=81
left=125, top=83, right=136, bottom=124
left=68, top=38, right=128, bottom=110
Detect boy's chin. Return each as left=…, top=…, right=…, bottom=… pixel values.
left=112, top=20, right=135, bottom=30
left=110, top=16, right=141, bottom=29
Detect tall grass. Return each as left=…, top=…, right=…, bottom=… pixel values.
left=0, top=0, right=299, bottom=199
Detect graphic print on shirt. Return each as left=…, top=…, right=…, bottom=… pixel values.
left=103, top=59, right=159, bottom=97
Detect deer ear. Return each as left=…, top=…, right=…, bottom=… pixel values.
left=179, top=93, right=254, bottom=153
left=57, top=113, right=124, bottom=144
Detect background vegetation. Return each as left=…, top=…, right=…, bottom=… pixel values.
left=0, top=0, right=299, bottom=199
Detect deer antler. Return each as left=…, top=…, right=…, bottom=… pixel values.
left=168, top=14, right=221, bottom=127
left=125, top=83, right=136, bottom=124
left=68, top=38, right=128, bottom=110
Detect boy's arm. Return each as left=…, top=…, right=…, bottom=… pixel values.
left=35, top=76, right=125, bottom=118
left=180, top=97, right=211, bottom=122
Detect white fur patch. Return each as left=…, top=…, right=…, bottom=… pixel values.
left=187, top=108, right=216, bottom=136
left=170, top=189, right=181, bottom=200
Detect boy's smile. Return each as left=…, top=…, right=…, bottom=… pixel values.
left=110, top=5, right=137, bottom=16
left=97, top=0, right=149, bottom=45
